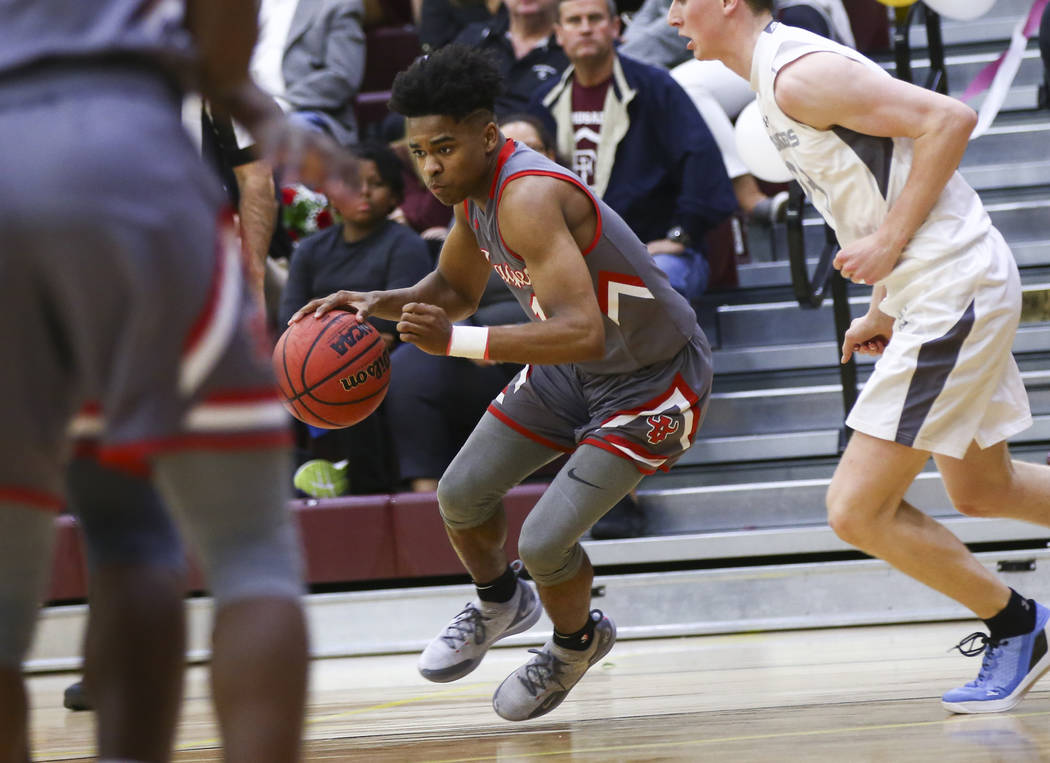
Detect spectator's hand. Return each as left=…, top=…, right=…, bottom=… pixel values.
left=288, top=290, right=376, bottom=323
left=646, top=238, right=686, bottom=256
left=841, top=311, right=894, bottom=364
left=421, top=226, right=450, bottom=241
left=389, top=207, right=409, bottom=225
left=397, top=303, right=452, bottom=355
left=833, top=232, right=901, bottom=285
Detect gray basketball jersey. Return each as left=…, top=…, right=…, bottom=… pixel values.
left=464, top=140, right=702, bottom=374
left=751, top=22, right=994, bottom=319
left=0, top=0, right=193, bottom=77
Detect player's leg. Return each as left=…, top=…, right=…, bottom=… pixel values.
left=936, top=440, right=1050, bottom=527
left=933, top=441, right=1050, bottom=713
left=68, top=454, right=187, bottom=760
left=154, top=446, right=306, bottom=763
left=826, top=433, right=1011, bottom=616
left=417, top=412, right=561, bottom=682
left=0, top=504, right=56, bottom=761
left=491, top=444, right=638, bottom=721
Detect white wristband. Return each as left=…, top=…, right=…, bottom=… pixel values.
left=446, top=325, right=490, bottom=360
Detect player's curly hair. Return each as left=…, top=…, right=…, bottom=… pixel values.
left=389, top=44, right=504, bottom=121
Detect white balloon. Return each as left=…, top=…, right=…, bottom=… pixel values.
left=734, top=100, right=793, bottom=183
left=923, top=0, right=996, bottom=21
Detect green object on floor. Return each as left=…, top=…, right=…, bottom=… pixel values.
left=293, top=459, right=349, bottom=498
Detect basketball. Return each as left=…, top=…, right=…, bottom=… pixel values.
left=272, top=311, right=390, bottom=429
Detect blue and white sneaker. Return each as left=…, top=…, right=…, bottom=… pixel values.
left=942, top=602, right=1050, bottom=713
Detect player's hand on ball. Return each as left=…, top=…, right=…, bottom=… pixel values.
left=397, top=303, right=452, bottom=355
left=289, top=290, right=374, bottom=324
left=841, top=312, right=894, bottom=364
left=833, top=232, right=901, bottom=285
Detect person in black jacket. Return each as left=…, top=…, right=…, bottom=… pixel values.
left=280, top=142, right=432, bottom=495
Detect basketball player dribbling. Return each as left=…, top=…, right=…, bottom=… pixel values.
left=291, top=44, right=714, bottom=721
left=668, top=0, right=1050, bottom=713
left=0, top=1, right=358, bottom=759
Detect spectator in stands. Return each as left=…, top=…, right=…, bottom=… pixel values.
left=620, top=0, right=853, bottom=69
left=455, top=0, right=570, bottom=116
left=420, top=0, right=502, bottom=52
left=279, top=142, right=432, bottom=495
left=500, top=112, right=561, bottom=161
left=252, top=0, right=367, bottom=146
left=529, top=0, right=736, bottom=302
left=618, top=0, right=852, bottom=224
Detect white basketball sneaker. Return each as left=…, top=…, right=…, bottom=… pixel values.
left=492, top=609, right=616, bottom=721
left=418, top=561, right=542, bottom=683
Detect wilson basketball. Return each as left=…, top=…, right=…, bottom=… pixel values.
left=272, top=311, right=390, bottom=429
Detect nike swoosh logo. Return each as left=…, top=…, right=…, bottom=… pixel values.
left=567, top=468, right=601, bottom=489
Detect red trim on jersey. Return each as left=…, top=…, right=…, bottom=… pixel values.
left=596, top=271, right=647, bottom=317
left=488, top=139, right=516, bottom=199
left=98, top=430, right=293, bottom=473
left=182, top=206, right=234, bottom=357
left=579, top=437, right=658, bottom=475
left=600, top=372, right=701, bottom=422
left=0, top=486, right=64, bottom=512
left=494, top=170, right=604, bottom=261
left=602, top=433, right=670, bottom=463
left=73, top=441, right=152, bottom=478
left=486, top=405, right=573, bottom=453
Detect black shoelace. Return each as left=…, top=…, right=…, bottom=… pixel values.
left=516, top=648, right=565, bottom=696
left=950, top=632, right=1002, bottom=657
left=439, top=603, right=486, bottom=647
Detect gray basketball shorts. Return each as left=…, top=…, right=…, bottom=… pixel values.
left=487, top=332, right=713, bottom=473
left=0, top=67, right=290, bottom=509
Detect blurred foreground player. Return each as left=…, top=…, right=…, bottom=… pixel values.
left=0, top=1, right=358, bottom=760
left=668, top=0, right=1050, bottom=713
left=292, top=44, right=713, bottom=721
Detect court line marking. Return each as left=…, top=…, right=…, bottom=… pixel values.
left=424, top=708, right=1050, bottom=762
left=167, top=684, right=490, bottom=752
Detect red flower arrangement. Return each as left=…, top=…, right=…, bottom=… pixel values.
left=280, top=183, right=339, bottom=242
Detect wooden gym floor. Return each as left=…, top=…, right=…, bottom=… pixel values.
left=28, top=619, right=1050, bottom=761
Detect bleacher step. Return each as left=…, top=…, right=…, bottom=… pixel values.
left=639, top=446, right=1049, bottom=534
left=26, top=547, right=1050, bottom=670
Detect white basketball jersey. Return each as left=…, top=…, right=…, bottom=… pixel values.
left=750, top=22, right=994, bottom=318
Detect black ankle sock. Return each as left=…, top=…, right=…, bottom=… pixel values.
left=554, top=614, right=596, bottom=651
left=476, top=566, right=518, bottom=603
left=984, top=589, right=1037, bottom=642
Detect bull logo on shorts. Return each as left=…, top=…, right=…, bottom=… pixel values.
left=645, top=414, right=679, bottom=445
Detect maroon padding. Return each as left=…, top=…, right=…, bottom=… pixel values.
left=44, top=484, right=554, bottom=603
left=362, top=25, right=421, bottom=93
left=292, top=496, right=397, bottom=583
left=354, top=90, right=392, bottom=137
left=704, top=215, right=743, bottom=290
left=46, top=515, right=89, bottom=602
left=844, top=0, right=890, bottom=53
left=390, top=483, right=550, bottom=578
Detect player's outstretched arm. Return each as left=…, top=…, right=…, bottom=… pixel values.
left=775, top=53, right=976, bottom=284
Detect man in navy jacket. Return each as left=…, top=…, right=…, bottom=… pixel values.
left=528, top=0, right=736, bottom=299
